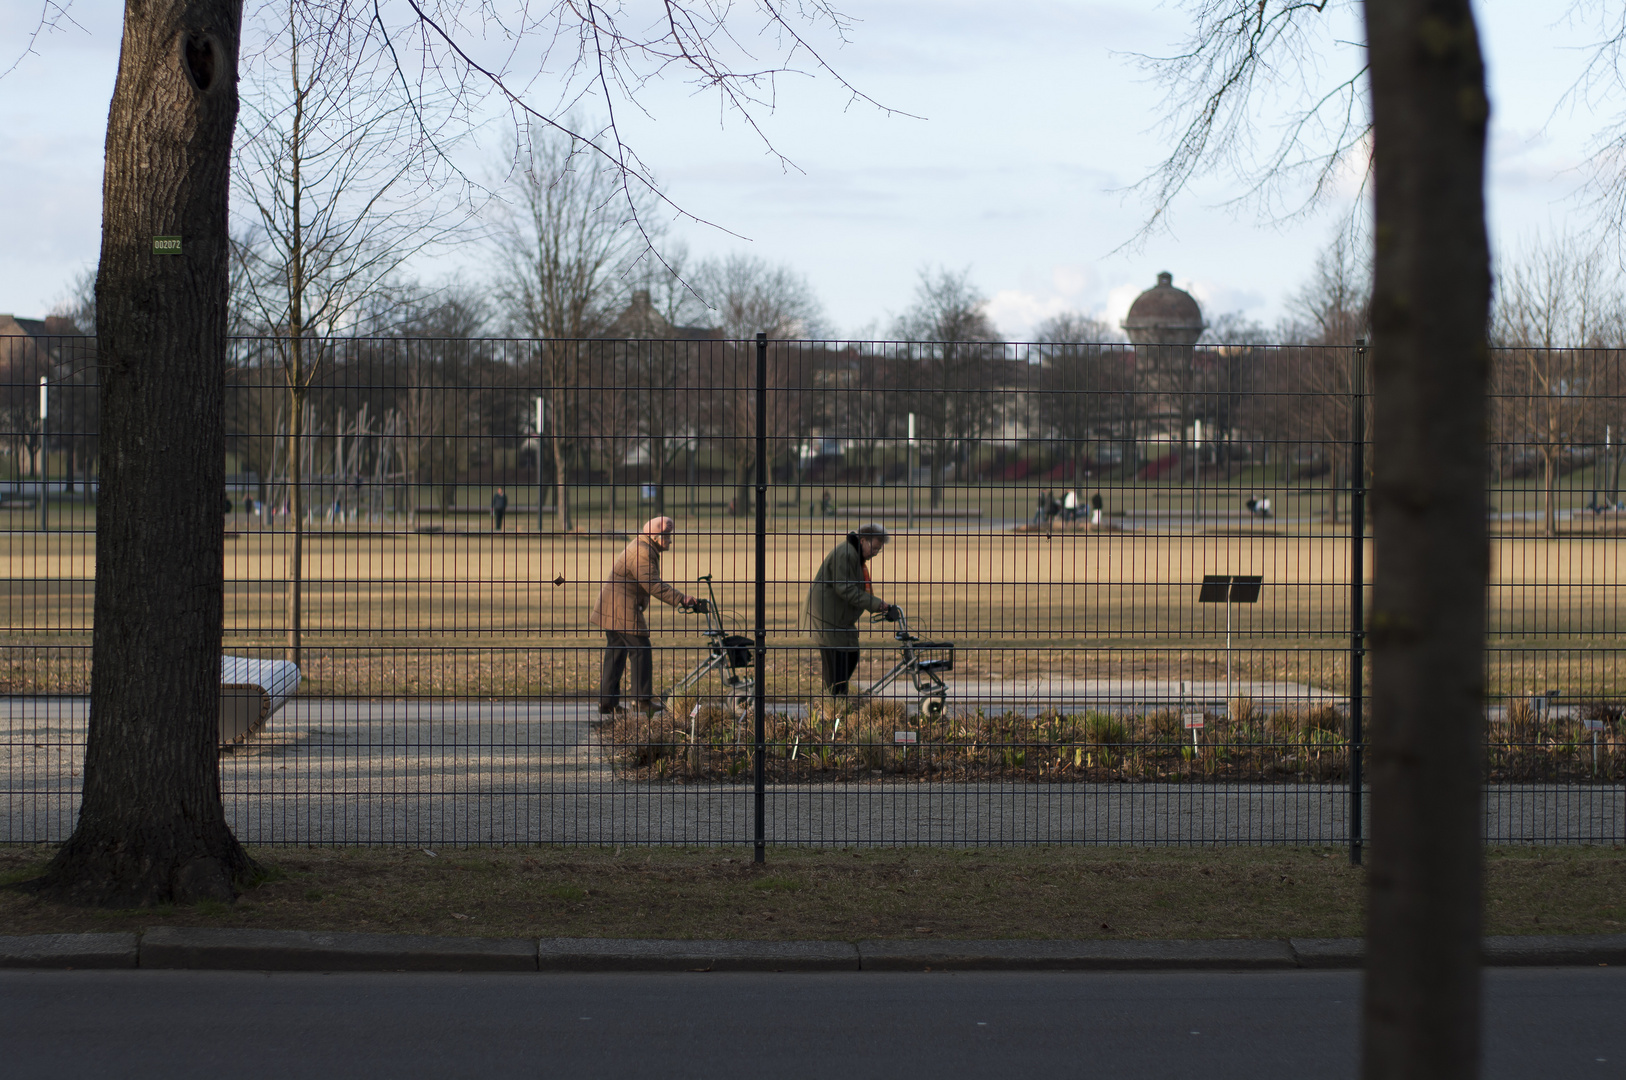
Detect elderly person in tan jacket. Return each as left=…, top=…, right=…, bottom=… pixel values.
left=590, top=516, right=703, bottom=716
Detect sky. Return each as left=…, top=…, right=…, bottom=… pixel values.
left=0, top=1, right=1616, bottom=339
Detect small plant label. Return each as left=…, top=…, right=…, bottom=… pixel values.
left=1182, top=712, right=1205, bottom=729
left=894, top=730, right=918, bottom=744
left=152, top=236, right=182, bottom=255
left=1584, top=717, right=1606, bottom=732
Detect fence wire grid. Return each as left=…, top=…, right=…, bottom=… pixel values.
left=2, top=333, right=1622, bottom=848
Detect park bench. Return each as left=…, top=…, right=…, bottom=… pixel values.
left=0, top=492, right=38, bottom=510
left=220, top=655, right=301, bottom=745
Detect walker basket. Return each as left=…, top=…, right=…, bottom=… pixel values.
left=720, top=635, right=755, bottom=669
left=913, top=642, right=955, bottom=673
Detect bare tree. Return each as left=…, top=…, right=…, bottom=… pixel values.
left=1491, top=238, right=1623, bottom=536
left=1196, top=315, right=1272, bottom=477
left=491, top=124, right=658, bottom=531
left=1363, top=8, right=1494, bottom=1075
left=31, top=0, right=256, bottom=905
left=891, top=268, right=1004, bottom=508
left=613, top=254, right=714, bottom=517
left=1129, top=0, right=1371, bottom=240
left=20, top=0, right=875, bottom=906
left=1139, top=3, right=1493, bottom=1076
left=232, top=0, right=474, bottom=664
left=1032, top=314, right=1130, bottom=484
left=689, top=253, right=824, bottom=515
left=1277, top=232, right=1372, bottom=522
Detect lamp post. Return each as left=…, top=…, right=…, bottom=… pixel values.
left=1193, top=417, right=1203, bottom=527
left=37, top=376, right=47, bottom=533
left=535, top=396, right=546, bottom=532
left=906, top=412, right=916, bottom=530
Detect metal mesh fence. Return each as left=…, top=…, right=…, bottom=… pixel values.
left=1, top=332, right=1622, bottom=846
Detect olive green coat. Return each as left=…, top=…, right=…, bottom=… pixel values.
left=804, top=536, right=887, bottom=648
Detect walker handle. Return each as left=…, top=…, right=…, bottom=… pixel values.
left=697, top=573, right=723, bottom=631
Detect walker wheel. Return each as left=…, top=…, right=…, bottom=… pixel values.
left=921, top=695, right=946, bottom=720
left=731, top=693, right=753, bottom=718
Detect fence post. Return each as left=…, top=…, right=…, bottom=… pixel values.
left=543, top=395, right=556, bottom=533
left=1350, top=338, right=1368, bottom=866
left=754, top=332, right=768, bottom=864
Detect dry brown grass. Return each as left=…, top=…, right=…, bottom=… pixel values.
left=2, top=844, right=1621, bottom=941
left=3, top=529, right=1621, bottom=696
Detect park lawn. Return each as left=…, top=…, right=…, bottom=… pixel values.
left=6, top=524, right=1625, bottom=697
left=1, top=844, right=1621, bottom=942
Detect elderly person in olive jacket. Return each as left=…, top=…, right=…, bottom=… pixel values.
left=590, top=516, right=702, bottom=716
left=804, top=523, right=900, bottom=697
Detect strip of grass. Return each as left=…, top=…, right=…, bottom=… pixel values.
left=1, top=845, right=1620, bottom=941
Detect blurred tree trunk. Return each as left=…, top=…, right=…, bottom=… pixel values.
left=36, top=0, right=254, bottom=905
left=1363, top=0, right=1491, bottom=1077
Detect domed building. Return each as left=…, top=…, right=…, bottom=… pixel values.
left=1119, top=272, right=1208, bottom=481
left=1120, top=271, right=1205, bottom=348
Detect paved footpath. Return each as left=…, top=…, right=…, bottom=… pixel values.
left=5, top=697, right=1621, bottom=845
left=1, top=964, right=1623, bottom=1079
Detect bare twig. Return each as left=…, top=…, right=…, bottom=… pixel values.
left=1119, top=0, right=1369, bottom=246
left=1, top=0, right=85, bottom=81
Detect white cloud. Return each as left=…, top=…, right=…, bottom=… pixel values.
left=979, top=262, right=1123, bottom=339
left=1104, top=283, right=1143, bottom=329
left=985, top=290, right=1078, bottom=339
left=1184, top=280, right=1266, bottom=320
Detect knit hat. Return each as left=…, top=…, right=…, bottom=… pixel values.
left=852, top=522, right=889, bottom=545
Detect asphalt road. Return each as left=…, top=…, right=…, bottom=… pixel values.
left=2, top=968, right=1622, bottom=1079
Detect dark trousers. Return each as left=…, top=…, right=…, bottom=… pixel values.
left=819, top=647, right=861, bottom=696
left=600, top=631, right=654, bottom=712
left=492, top=508, right=506, bottom=531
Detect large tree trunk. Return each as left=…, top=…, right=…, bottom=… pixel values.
left=1327, top=444, right=1343, bottom=525
left=37, top=0, right=254, bottom=905
left=1363, top=1, right=1491, bottom=1077
left=732, top=454, right=752, bottom=517
left=929, top=437, right=946, bottom=509
left=550, top=429, right=570, bottom=532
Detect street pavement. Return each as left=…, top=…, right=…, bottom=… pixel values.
left=2, top=967, right=1622, bottom=1079
left=4, top=696, right=1621, bottom=846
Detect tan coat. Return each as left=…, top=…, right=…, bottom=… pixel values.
left=590, top=536, right=689, bottom=633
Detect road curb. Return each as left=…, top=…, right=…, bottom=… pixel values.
left=1483, top=934, right=1626, bottom=966
left=0, top=932, right=1622, bottom=973
left=538, top=938, right=859, bottom=971
left=139, top=927, right=537, bottom=972
left=0, top=933, right=139, bottom=969
left=858, top=938, right=1298, bottom=971
left=1290, top=937, right=1364, bottom=969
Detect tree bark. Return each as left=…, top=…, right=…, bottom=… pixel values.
left=550, top=427, right=571, bottom=532
left=930, top=437, right=946, bottom=509
left=36, top=0, right=253, bottom=905
left=1363, top=0, right=1490, bottom=1076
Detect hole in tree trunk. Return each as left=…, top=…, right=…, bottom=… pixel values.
left=182, top=32, right=218, bottom=92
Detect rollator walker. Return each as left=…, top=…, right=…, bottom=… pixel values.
left=663, top=574, right=756, bottom=717
left=859, top=608, right=953, bottom=719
